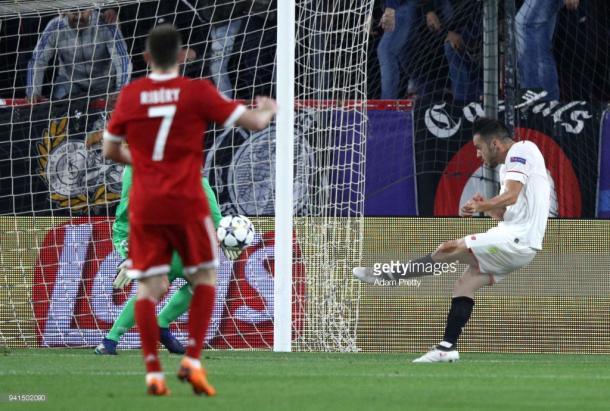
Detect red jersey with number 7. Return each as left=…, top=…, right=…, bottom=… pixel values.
left=104, top=72, right=245, bottom=224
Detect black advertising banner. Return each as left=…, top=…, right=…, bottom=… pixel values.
left=414, top=100, right=600, bottom=217
left=2, top=101, right=418, bottom=217
left=0, top=98, right=601, bottom=218
left=0, top=98, right=123, bottom=216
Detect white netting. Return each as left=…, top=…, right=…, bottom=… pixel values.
left=0, top=0, right=373, bottom=352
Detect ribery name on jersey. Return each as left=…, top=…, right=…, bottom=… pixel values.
left=140, top=88, right=180, bottom=105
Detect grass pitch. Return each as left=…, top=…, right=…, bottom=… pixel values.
left=1, top=349, right=609, bottom=411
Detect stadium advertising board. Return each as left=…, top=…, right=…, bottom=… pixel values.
left=31, top=217, right=304, bottom=348
left=3, top=215, right=610, bottom=352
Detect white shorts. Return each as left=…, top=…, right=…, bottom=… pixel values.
left=464, top=227, right=537, bottom=284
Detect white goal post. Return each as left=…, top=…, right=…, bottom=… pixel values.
left=274, top=0, right=295, bottom=352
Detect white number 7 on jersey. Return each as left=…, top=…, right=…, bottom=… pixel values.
left=148, top=105, right=177, bottom=161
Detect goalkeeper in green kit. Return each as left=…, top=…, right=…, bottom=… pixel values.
left=95, top=165, right=238, bottom=355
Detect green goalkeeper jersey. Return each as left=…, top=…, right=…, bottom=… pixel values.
left=112, top=165, right=223, bottom=259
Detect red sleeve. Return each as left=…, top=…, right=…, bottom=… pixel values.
left=104, top=88, right=130, bottom=142
left=195, top=79, right=246, bottom=127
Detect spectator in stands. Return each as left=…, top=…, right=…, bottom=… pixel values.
left=26, top=9, right=131, bottom=102
left=422, top=0, right=482, bottom=103
left=135, top=1, right=253, bottom=98
left=233, top=0, right=276, bottom=100
left=377, top=1, right=419, bottom=99
left=516, top=0, right=579, bottom=101
left=199, top=0, right=252, bottom=98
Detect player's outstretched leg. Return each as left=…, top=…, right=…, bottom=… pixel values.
left=95, top=296, right=137, bottom=355
left=135, top=275, right=171, bottom=395
left=177, top=267, right=217, bottom=396
left=157, top=283, right=192, bottom=354
left=413, top=264, right=490, bottom=363
left=96, top=252, right=191, bottom=355
left=94, top=289, right=188, bottom=355
left=353, top=238, right=477, bottom=285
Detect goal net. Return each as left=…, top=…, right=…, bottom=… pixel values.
left=0, top=0, right=375, bottom=351
left=357, top=0, right=610, bottom=355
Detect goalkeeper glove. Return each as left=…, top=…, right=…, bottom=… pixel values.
left=113, top=259, right=132, bottom=289
left=222, top=245, right=243, bottom=261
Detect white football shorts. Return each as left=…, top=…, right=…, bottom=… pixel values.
left=464, top=227, right=537, bottom=284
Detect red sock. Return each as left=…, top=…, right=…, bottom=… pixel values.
left=135, top=298, right=161, bottom=373
left=186, top=284, right=216, bottom=359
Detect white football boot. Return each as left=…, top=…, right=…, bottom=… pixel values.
left=352, top=267, right=378, bottom=284
left=412, top=346, right=460, bottom=363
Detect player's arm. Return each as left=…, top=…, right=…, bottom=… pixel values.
left=196, top=80, right=277, bottom=131
left=202, top=177, right=222, bottom=228
left=103, top=89, right=132, bottom=164
left=485, top=206, right=506, bottom=221
left=104, top=22, right=132, bottom=91
left=471, top=180, right=523, bottom=214
left=201, top=177, right=243, bottom=260
left=103, top=139, right=132, bottom=164
left=461, top=193, right=506, bottom=220
left=27, top=18, right=60, bottom=100
left=235, top=96, right=278, bottom=131
left=112, top=165, right=133, bottom=289
left=468, top=146, right=530, bottom=217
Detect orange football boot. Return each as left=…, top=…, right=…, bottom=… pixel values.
left=177, top=358, right=216, bottom=396
left=146, top=376, right=170, bottom=396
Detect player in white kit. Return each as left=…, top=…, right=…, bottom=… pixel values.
left=353, top=118, right=551, bottom=362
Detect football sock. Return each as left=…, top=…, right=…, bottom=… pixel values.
left=440, top=296, right=475, bottom=348
left=183, top=356, right=202, bottom=369
left=185, top=284, right=216, bottom=359
left=146, top=372, right=165, bottom=383
left=436, top=341, right=455, bottom=351
left=106, top=283, right=193, bottom=343
left=157, top=283, right=192, bottom=328
left=135, top=298, right=162, bottom=373
left=106, top=295, right=136, bottom=342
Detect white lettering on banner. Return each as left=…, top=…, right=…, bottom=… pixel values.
left=90, top=251, right=136, bottom=324
left=234, top=245, right=274, bottom=323
left=424, top=103, right=462, bottom=138
left=463, top=102, right=485, bottom=123
left=42, top=224, right=92, bottom=346
left=39, top=226, right=281, bottom=348
left=425, top=97, right=592, bottom=139
left=565, top=110, right=593, bottom=134
left=532, top=100, right=560, bottom=116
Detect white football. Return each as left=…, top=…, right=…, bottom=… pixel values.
left=217, top=215, right=255, bottom=249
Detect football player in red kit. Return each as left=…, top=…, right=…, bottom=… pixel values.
left=103, top=24, right=277, bottom=396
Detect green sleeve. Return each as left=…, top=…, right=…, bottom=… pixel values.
left=203, top=177, right=223, bottom=229
left=112, top=165, right=132, bottom=259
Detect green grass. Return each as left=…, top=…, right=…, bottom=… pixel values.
left=1, top=350, right=610, bottom=411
